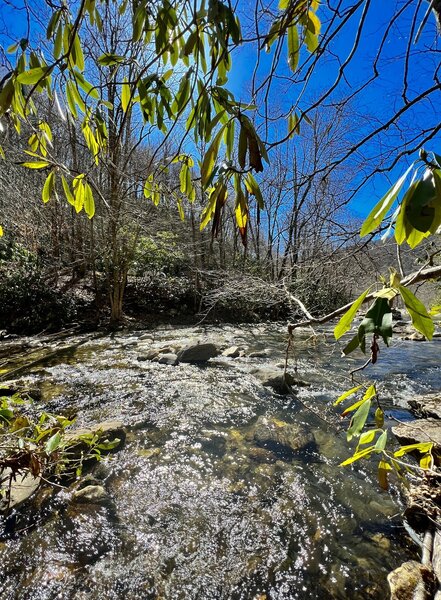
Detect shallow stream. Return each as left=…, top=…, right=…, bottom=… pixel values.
left=1, top=323, right=440, bottom=599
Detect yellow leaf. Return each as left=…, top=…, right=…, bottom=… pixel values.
left=394, top=442, right=433, bottom=457
left=420, top=453, right=433, bottom=469
left=42, top=170, right=55, bottom=203
left=21, top=161, right=50, bottom=169
left=61, top=175, right=75, bottom=206
left=121, top=78, right=131, bottom=113
left=340, top=446, right=374, bottom=466
left=333, top=384, right=363, bottom=406
left=84, top=182, right=95, bottom=218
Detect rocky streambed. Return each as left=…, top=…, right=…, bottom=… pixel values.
left=0, top=323, right=440, bottom=599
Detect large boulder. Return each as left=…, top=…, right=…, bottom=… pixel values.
left=177, top=342, right=220, bottom=363
left=252, top=416, right=314, bottom=453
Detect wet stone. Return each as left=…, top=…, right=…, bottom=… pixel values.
left=251, top=368, right=309, bottom=394
left=388, top=560, right=436, bottom=600
left=157, top=353, right=178, bottom=365
left=177, top=342, right=220, bottom=363
left=222, top=346, right=241, bottom=358
left=252, top=416, right=314, bottom=455
left=72, top=485, right=109, bottom=505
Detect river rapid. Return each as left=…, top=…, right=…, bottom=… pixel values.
left=1, top=323, right=440, bottom=600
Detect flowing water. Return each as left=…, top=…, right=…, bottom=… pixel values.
left=0, top=323, right=440, bottom=600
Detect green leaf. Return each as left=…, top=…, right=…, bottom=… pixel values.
left=73, top=71, right=99, bottom=100
left=378, top=460, right=390, bottom=490
left=420, top=453, right=433, bottom=469
left=97, top=438, right=121, bottom=451
left=341, top=397, right=369, bottom=416
left=71, top=32, right=85, bottom=71
left=287, top=24, right=299, bottom=72
left=244, top=172, right=264, bottom=209
left=45, top=431, right=61, bottom=454
left=201, top=125, right=225, bottom=187
left=342, top=333, right=361, bottom=356
left=42, top=170, right=55, bottom=203
left=358, top=430, right=377, bottom=446
left=16, top=67, right=49, bottom=85
left=398, top=285, right=434, bottom=340
left=358, top=297, right=393, bottom=346
left=374, top=429, right=387, bottom=452
left=97, top=53, right=126, bottom=66
left=73, top=175, right=85, bottom=213
left=334, top=287, right=370, bottom=340
left=238, top=123, right=248, bottom=169
left=405, top=173, right=437, bottom=233
left=200, top=185, right=220, bottom=231
left=121, top=78, right=131, bottom=113
left=288, top=111, right=300, bottom=138
left=347, top=399, right=371, bottom=442
left=334, top=384, right=364, bottom=406
left=375, top=407, right=384, bottom=428
left=360, top=163, right=414, bottom=237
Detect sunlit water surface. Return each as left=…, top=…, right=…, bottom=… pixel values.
left=1, top=324, right=439, bottom=600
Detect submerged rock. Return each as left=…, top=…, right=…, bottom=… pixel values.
left=137, top=350, right=159, bottom=361
left=251, top=367, right=309, bottom=394
left=387, top=560, right=435, bottom=600
left=248, top=349, right=271, bottom=358
left=72, top=485, right=109, bottom=505
left=252, top=416, right=314, bottom=453
left=177, top=342, right=220, bottom=363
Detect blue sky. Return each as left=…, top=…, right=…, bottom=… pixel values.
left=1, top=0, right=440, bottom=220
left=227, top=1, right=441, bottom=218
